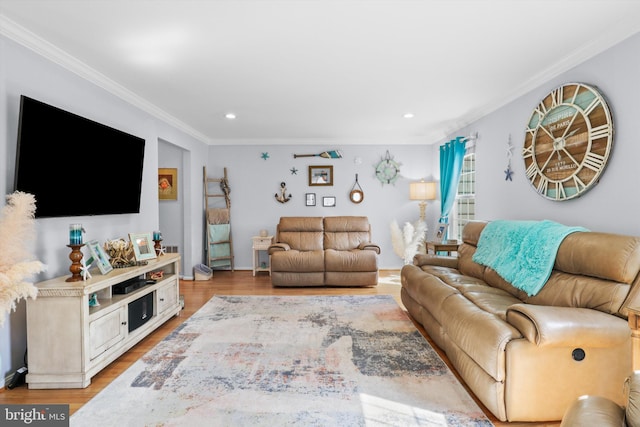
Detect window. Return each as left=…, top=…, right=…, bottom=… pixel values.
left=451, top=151, right=475, bottom=241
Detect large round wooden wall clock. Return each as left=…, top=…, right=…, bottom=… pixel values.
left=522, top=82, right=613, bottom=201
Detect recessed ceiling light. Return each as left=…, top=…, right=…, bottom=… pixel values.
left=403, top=113, right=414, bottom=119
left=225, top=113, right=236, bottom=120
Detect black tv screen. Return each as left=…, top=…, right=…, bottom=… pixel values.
left=14, top=95, right=146, bottom=218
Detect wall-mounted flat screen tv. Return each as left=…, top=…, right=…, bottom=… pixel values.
left=14, top=95, right=146, bottom=218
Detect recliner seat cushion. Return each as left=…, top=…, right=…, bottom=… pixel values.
left=441, top=293, right=521, bottom=381
left=324, top=249, right=377, bottom=272
left=271, top=250, right=324, bottom=272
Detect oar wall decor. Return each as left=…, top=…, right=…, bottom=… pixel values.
left=293, top=150, right=343, bottom=159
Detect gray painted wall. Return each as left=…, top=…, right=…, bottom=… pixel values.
left=2, top=29, right=640, bottom=385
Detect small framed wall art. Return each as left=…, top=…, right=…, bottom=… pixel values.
left=158, top=168, right=178, bottom=200
left=308, top=165, right=333, bottom=186
left=323, top=196, right=336, bottom=207
left=87, top=240, right=113, bottom=275
left=129, top=232, right=157, bottom=261
left=305, top=193, right=316, bottom=206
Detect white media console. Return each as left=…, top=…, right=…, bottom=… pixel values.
left=26, top=253, right=181, bottom=389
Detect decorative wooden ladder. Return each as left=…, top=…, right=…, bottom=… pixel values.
left=203, top=167, right=234, bottom=271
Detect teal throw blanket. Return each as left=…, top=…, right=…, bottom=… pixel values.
left=472, top=220, right=588, bottom=296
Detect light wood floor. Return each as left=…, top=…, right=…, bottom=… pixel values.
left=0, top=270, right=559, bottom=426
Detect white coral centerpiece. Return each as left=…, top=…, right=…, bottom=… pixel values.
left=390, top=219, right=427, bottom=265
left=104, top=239, right=134, bottom=267
left=0, top=191, right=47, bottom=327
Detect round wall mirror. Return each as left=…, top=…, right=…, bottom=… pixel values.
left=349, top=174, right=364, bottom=204
left=350, top=189, right=364, bottom=204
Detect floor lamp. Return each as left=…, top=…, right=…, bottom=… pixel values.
left=409, top=180, right=437, bottom=222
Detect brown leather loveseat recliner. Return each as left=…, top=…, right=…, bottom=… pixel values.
left=268, top=216, right=380, bottom=287
left=561, top=371, right=640, bottom=427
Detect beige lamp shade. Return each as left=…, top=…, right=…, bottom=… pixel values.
left=409, top=180, right=436, bottom=222
left=409, top=180, right=437, bottom=201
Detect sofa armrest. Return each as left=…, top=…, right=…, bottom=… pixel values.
left=412, top=253, right=459, bottom=269
left=268, top=243, right=290, bottom=254
left=358, top=242, right=381, bottom=254
left=560, top=395, right=625, bottom=427
left=506, top=304, right=629, bottom=348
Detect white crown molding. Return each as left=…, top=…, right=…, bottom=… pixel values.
left=0, top=15, right=212, bottom=144
left=206, top=135, right=441, bottom=146
left=2, top=13, right=639, bottom=148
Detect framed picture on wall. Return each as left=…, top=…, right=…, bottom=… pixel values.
left=158, top=168, right=178, bottom=200
left=305, top=193, right=316, bottom=206
left=323, top=196, right=336, bottom=207
left=308, top=165, right=333, bottom=186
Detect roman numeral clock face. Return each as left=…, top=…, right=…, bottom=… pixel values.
left=522, top=83, right=613, bottom=201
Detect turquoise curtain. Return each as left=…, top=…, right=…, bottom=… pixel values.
left=439, top=136, right=467, bottom=225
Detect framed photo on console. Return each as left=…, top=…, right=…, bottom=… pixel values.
left=436, top=222, right=449, bottom=242
left=129, top=232, right=157, bottom=261
left=87, top=240, right=113, bottom=275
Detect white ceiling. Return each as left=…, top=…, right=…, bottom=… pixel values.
left=2, top=0, right=640, bottom=145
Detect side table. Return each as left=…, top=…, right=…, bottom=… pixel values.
left=252, top=236, right=273, bottom=276
left=426, top=241, right=460, bottom=255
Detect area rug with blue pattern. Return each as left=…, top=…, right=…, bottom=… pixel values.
left=71, top=295, right=492, bottom=426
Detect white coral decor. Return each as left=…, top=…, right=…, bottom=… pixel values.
left=390, top=219, right=427, bottom=265
left=0, top=192, right=46, bottom=327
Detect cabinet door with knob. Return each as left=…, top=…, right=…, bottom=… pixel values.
left=157, top=280, right=179, bottom=316
left=89, top=306, right=127, bottom=360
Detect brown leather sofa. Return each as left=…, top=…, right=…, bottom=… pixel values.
left=401, top=220, right=640, bottom=422
left=268, top=216, right=380, bottom=287
left=561, top=371, right=640, bottom=427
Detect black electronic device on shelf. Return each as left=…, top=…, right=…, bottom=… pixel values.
left=112, top=277, right=156, bottom=294
left=128, top=293, right=154, bottom=333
